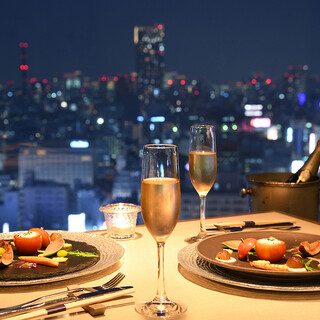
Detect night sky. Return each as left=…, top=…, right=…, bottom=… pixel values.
left=1, top=0, right=320, bottom=85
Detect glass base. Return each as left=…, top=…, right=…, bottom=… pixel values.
left=185, top=232, right=209, bottom=243
left=135, top=298, right=187, bottom=319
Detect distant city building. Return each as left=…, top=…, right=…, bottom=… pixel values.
left=134, top=24, right=165, bottom=110
left=18, top=147, right=94, bottom=189
left=0, top=190, right=19, bottom=231
left=19, top=183, right=69, bottom=230
left=112, top=170, right=140, bottom=201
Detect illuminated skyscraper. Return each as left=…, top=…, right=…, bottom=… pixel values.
left=134, top=24, right=165, bottom=113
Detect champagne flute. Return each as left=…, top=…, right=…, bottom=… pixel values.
left=188, top=125, right=217, bottom=241
left=135, top=144, right=187, bottom=318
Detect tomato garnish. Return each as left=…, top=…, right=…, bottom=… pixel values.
left=29, top=228, right=50, bottom=248
left=238, top=238, right=256, bottom=259
left=14, top=231, right=42, bottom=255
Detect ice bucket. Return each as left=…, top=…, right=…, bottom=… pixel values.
left=241, top=172, right=320, bottom=221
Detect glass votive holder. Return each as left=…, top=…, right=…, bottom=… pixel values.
left=99, top=203, right=140, bottom=239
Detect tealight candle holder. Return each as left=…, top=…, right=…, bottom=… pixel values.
left=99, top=203, right=140, bottom=239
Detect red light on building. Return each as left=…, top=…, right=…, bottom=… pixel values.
left=194, top=90, right=200, bottom=95
left=19, top=42, right=29, bottom=48
left=251, top=79, right=257, bottom=85
left=168, top=79, right=173, bottom=85
left=265, top=78, right=272, bottom=85
left=180, top=80, right=186, bottom=85
left=42, top=79, right=48, bottom=84
left=100, top=76, right=107, bottom=82
left=157, top=24, right=163, bottom=30
left=114, top=76, right=119, bottom=82
left=30, top=77, right=37, bottom=83
left=20, top=64, right=29, bottom=70
left=80, top=88, right=85, bottom=93
left=131, top=77, right=136, bottom=82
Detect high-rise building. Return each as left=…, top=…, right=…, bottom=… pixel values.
left=18, top=147, right=94, bottom=189
left=134, top=24, right=165, bottom=112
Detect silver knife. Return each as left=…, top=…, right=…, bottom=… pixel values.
left=0, top=286, right=133, bottom=318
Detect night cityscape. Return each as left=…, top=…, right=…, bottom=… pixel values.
left=1, top=1, right=320, bottom=232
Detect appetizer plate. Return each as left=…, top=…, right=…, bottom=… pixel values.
left=0, top=231, right=124, bottom=286
left=196, top=230, right=320, bottom=279
left=178, top=243, right=320, bottom=292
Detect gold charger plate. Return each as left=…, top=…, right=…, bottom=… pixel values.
left=196, top=230, right=320, bottom=279
left=0, top=231, right=124, bottom=286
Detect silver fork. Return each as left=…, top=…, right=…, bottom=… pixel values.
left=0, top=272, right=125, bottom=312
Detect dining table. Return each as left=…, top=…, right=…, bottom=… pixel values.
left=1, top=210, right=320, bottom=320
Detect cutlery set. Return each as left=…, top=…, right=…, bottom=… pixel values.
left=0, top=272, right=133, bottom=319
left=207, top=219, right=299, bottom=232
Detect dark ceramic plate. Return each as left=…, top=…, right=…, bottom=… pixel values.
left=0, top=231, right=124, bottom=286
left=196, top=230, right=320, bottom=278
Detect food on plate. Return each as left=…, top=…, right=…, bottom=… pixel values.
left=18, top=256, right=59, bottom=267
left=286, top=255, right=305, bottom=269
left=222, top=240, right=241, bottom=251
left=29, top=228, right=50, bottom=247
left=0, top=241, right=13, bottom=267
left=255, top=237, right=286, bottom=262
left=216, top=249, right=232, bottom=260
left=0, top=228, right=99, bottom=272
left=38, top=232, right=65, bottom=257
left=215, top=249, right=236, bottom=263
left=57, top=250, right=68, bottom=257
left=219, top=234, right=320, bottom=272
left=14, top=231, right=42, bottom=255
left=298, top=240, right=320, bottom=256
left=238, top=238, right=256, bottom=260
left=250, top=260, right=289, bottom=271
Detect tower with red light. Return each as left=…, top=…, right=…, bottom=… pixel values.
left=19, top=42, right=29, bottom=95
left=134, top=24, right=165, bottom=111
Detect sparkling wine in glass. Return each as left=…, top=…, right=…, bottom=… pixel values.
left=135, top=144, right=187, bottom=318
left=188, top=125, right=217, bottom=241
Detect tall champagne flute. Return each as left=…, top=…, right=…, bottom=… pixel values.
left=188, top=125, right=217, bottom=241
left=135, top=144, right=187, bottom=318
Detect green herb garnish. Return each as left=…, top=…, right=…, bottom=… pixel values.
left=303, top=259, right=317, bottom=272
left=66, top=250, right=98, bottom=258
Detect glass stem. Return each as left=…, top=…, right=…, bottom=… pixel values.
left=199, top=195, right=207, bottom=235
left=155, top=241, right=168, bottom=303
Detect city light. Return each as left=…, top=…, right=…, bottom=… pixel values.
left=309, top=133, right=316, bottom=154
left=70, top=140, right=89, bottom=148
left=19, top=42, right=28, bottom=48
left=244, top=104, right=263, bottom=117
left=68, top=213, right=86, bottom=232
left=297, top=93, right=306, bottom=105
left=267, top=126, right=278, bottom=140
left=97, top=117, right=104, bottom=125
left=150, top=116, right=165, bottom=122
left=250, top=118, right=271, bottom=128
left=19, top=65, right=29, bottom=70
left=137, top=116, right=144, bottom=122
left=61, top=101, right=68, bottom=108
left=291, top=160, right=304, bottom=173
left=286, top=127, right=293, bottom=142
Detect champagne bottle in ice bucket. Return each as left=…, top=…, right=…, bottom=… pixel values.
left=286, top=139, right=320, bottom=183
